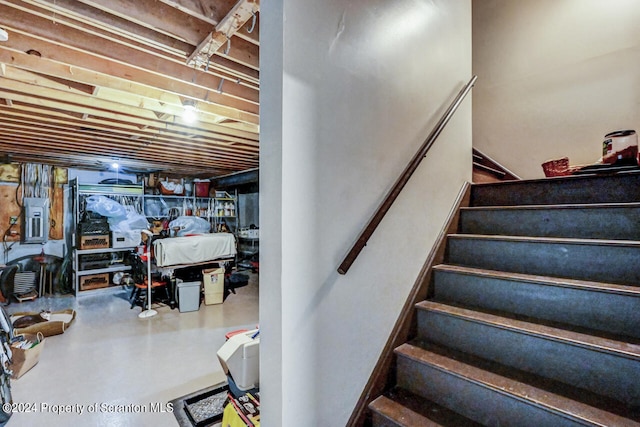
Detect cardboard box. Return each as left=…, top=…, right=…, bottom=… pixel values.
left=203, top=268, right=225, bottom=305
left=80, top=273, right=110, bottom=291
left=111, top=231, right=140, bottom=248
left=80, top=234, right=110, bottom=249
left=11, top=333, right=45, bottom=379
left=205, top=292, right=224, bottom=305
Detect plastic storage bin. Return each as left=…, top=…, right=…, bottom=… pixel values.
left=177, top=281, right=201, bottom=312
left=193, top=179, right=210, bottom=197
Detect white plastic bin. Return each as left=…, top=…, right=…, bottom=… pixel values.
left=177, top=281, right=201, bottom=312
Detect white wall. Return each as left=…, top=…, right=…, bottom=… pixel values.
left=260, top=1, right=472, bottom=425
left=473, top=0, right=640, bottom=179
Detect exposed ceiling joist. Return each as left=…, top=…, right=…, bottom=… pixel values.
left=187, top=0, right=260, bottom=68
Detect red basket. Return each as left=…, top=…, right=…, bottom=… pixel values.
left=542, top=157, right=572, bottom=177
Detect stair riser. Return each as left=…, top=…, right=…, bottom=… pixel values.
left=433, top=270, right=640, bottom=338
left=471, top=173, right=640, bottom=206
left=459, top=207, right=640, bottom=240
left=396, top=355, right=588, bottom=427
left=416, top=310, right=640, bottom=406
left=447, top=237, right=640, bottom=285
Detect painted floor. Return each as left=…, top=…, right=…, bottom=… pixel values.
left=4, top=272, right=259, bottom=427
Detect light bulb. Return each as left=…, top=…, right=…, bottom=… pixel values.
left=182, top=101, right=198, bottom=124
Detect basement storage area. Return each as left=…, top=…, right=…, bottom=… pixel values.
left=0, top=2, right=260, bottom=426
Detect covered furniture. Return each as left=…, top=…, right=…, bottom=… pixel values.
left=153, top=233, right=236, bottom=268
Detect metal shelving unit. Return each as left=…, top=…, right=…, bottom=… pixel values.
left=143, top=190, right=238, bottom=234
left=70, top=178, right=144, bottom=296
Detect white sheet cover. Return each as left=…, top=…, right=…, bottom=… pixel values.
left=153, top=233, right=236, bottom=267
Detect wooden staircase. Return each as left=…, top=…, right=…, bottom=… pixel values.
left=367, top=172, right=640, bottom=427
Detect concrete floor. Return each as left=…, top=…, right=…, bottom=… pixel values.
left=4, top=272, right=259, bottom=427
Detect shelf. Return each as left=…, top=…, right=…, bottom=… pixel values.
left=78, top=183, right=143, bottom=195
left=76, top=265, right=132, bottom=276
left=76, top=246, right=137, bottom=255
left=145, top=194, right=186, bottom=199
left=77, top=285, right=122, bottom=297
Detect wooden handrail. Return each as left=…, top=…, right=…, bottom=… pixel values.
left=337, top=75, right=477, bottom=275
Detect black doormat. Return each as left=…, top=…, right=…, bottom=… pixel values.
left=169, top=382, right=229, bottom=427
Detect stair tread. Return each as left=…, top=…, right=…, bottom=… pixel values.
left=448, top=233, right=640, bottom=247
left=461, top=201, right=640, bottom=211
left=369, top=396, right=451, bottom=427
left=416, top=300, right=640, bottom=360
left=432, top=264, right=640, bottom=296
left=471, top=169, right=640, bottom=188
left=396, top=342, right=640, bottom=426
left=370, top=390, right=483, bottom=427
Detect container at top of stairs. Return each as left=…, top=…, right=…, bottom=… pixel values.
left=601, top=129, right=637, bottom=165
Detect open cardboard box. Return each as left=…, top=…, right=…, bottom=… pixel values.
left=11, top=333, right=45, bottom=379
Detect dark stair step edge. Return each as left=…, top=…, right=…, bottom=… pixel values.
left=415, top=301, right=640, bottom=362
left=445, top=234, right=640, bottom=286
left=431, top=264, right=640, bottom=344
left=447, top=233, right=640, bottom=248
left=461, top=201, right=640, bottom=211
left=369, top=389, right=482, bottom=427
left=396, top=341, right=640, bottom=424
left=470, top=170, right=640, bottom=207
left=433, top=264, right=640, bottom=297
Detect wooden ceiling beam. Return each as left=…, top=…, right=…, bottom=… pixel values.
left=0, top=6, right=259, bottom=105
left=75, top=0, right=259, bottom=58
left=0, top=116, right=259, bottom=159
left=0, top=130, right=255, bottom=165
left=187, top=0, right=259, bottom=67
left=0, top=100, right=258, bottom=151
left=22, top=0, right=259, bottom=80
left=0, top=135, right=255, bottom=172
left=0, top=104, right=259, bottom=152
left=0, top=135, right=256, bottom=172
left=0, top=145, right=242, bottom=177
left=148, top=0, right=259, bottom=45
left=0, top=44, right=260, bottom=126
left=24, top=0, right=194, bottom=56
left=1, top=59, right=259, bottom=133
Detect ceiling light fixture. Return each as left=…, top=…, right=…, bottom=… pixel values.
left=182, top=100, right=198, bottom=124
left=0, top=29, right=8, bottom=42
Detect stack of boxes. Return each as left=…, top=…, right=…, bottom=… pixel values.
left=78, top=217, right=111, bottom=291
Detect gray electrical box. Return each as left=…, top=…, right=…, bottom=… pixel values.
left=22, top=197, right=49, bottom=244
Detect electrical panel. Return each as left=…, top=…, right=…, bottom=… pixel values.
left=22, top=197, right=49, bottom=244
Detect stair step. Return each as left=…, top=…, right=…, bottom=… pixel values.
left=471, top=171, right=640, bottom=206
left=395, top=342, right=640, bottom=426
left=416, top=301, right=640, bottom=407
left=459, top=203, right=640, bottom=240
left=446, top=234, right=640, bottom=285
left=370, top=395, right=442, bottom=427
left=369, top=390, right=482, bottom=427
left=432, top=264, right=640, bottom=338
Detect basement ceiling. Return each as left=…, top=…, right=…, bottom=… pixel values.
left=0, top=0, right=260, bottom=178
